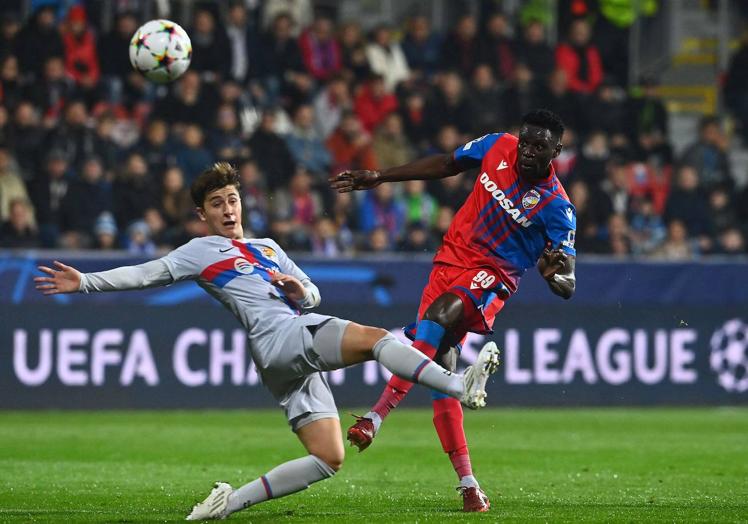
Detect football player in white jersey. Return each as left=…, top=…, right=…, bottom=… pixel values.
left=35, top=162, right=501, bottom=520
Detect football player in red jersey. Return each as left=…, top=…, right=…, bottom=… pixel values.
left=330, top=109, right=577, bottom=512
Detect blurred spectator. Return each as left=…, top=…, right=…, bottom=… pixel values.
left=159, top=166, right=193, bottom=240
left=174, top=124, right=215, bottom=183
left=403, top=179, right=437, bottom=227
left=372, top=113, right=414, bottom=169
left=61, top=5, right=99, bottom=98
left=1, top=54, right=23, bottom=111
left=358, top=183, right=405, bottom=243
left=237, top=159, right=269, bottom=237
left=398, top=90, right=429, bottom=152
left=326, top=111, right=377, bottom=174
left=271, top=168, right=322, bottom=249
left=189, top=7, right=232, bottom=80
left=284, top=103, right=331, bottom=178
left=330, top=191, right=357, bottom=244
left=706, top=186, right=738, bottom=241
left=98, top=12, right=139, bottom=103
left=299, top=16, right=341, bottom=82
left=424, top=71, right=472, bottom=138
left=313, top=74, right=351, bottom=139
left=432, top=205, right=455, bottom=240
left=503, top=63, right=539, bottom=127
left=652, top=219, right=694, bottom=260
left=93, top=211, right=117, bottom=249
left=627, top=161, right=672, bottom=216
left=28, top=56, right=74, bottom=122
left=91, top=113, right=122, bottom=174
left=225, top=1, right=259, bottom=83
left=154, top=70, right=217, bottom=127
left=517, top=20, right=554, bottom=87
left=601, top=158, right=631, bottom=215
left=679, top=116, right=732, bottom=191
left=254, top=13, right=309, bottom=108
left=555, top=18, right=603, bottom=95
left=135, top=119, right=173, bottom=175
left=143, top=208, right=168, bottom=248
left=15, top=6, right=64, bottom=78
left=398, top=223, right=437, bottom=252
left=441, top=14, right=479, bottom=77
left=126, top=219, right=156, bottom=255
left=354, top=74, right=398, bottom=133
left=28, top=149, right=69, bottom=247
left=365, top=25, right=410, bottom=92
left=7, top=101, right=43, bottom=179
left=605, top=213, right=631, bottom=257
left=573, top=130, right=610, bottom=186
left=0, top=147, right=31, bottom=222
left=468, top=64, right=505, bottom=135
left=568, top=179, right=610, bottom=253
left=724, top=34, right=748, bottom=142
left=627, top=76, right=668, bottom=144
left=0, top=12, right=20, bottom=59
left=365, top=225, right=392, bottom=252
left=664, top=165, right=710, bottom=239
left=401, top=15, right=442, bottom=80
left=713, top=228, right=746, bottom=255
left=552, top=128, right=578, bottom=181
left=540, top=68, right=583, bottom=132
left=478, top=12, right=516, bottom=83
left=0, top=197, right=39, bottom=248
left=59, top=156, right=111, bottom=244
left=338, top=21, right=370, bottom=83
left=210, top=103, right=249, bottom=162
left=248, top=108, right=296, bottom=190
left=43, top=99, right=96, bottom=171
left=310, top=217, right=347, bottom=257
left=628, top=196, right=666, bottom=255
left=113, top=152, right=156, bottom=230
left=582, top=81, right=627, bottom=136
left=261, top=0, right=313, bottom=37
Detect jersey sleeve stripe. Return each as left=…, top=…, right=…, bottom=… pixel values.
left=200, top=257, right=242, bottom=288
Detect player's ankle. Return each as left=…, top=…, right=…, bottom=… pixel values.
left=365, top=411, right=383, bottom=433
left=460, top=475, right=480, bottom=489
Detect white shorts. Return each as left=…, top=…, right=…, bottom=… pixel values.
left=256, top=313, right=350, bottom=431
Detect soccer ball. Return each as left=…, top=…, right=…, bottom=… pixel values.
left=129, top=19, right=191, bottom=83
left=710, top=318, right=748, bottom=393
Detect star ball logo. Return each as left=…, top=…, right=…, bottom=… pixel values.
left=710, top=318, right=748, bottom=393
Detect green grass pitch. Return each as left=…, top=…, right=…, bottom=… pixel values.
left=0, top=408, right=747, bottom=523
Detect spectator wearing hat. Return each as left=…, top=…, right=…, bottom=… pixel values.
left=126, top=219, right=155, bottom=255
left=92, top=211, right=117, bottom=249
left=61, top=4, right=99, bottom=99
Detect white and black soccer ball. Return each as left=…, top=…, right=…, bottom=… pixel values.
left=129, top=19, right=191, bottom=83
left=710, top=318, right=748, bottom=393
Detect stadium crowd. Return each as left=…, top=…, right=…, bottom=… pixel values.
left=0, top=0, right=746, bottom=259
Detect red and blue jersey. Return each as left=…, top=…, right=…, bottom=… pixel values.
left=433, top=132, right=577, bottom=295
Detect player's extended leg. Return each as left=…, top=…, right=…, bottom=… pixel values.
left=187, top=418, right=342, bottom=520
left=349, top=293, right=464, bottom=448
left=336, top=322, right=497, bottom=408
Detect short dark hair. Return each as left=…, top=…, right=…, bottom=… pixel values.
left=190, top=162, right=241, bottom=207
left=521, top=109, right=565, bottom=140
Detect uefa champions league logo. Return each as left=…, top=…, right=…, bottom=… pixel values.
left=710, top=319, right=748, bottom=393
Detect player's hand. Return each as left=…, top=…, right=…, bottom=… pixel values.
left=271, top=272, right=306, bottom=302
left=329, top=170, right=382, bottom=193
left=537, top=248, right=568, bottom=281
left=34, top=261, right=82, bottom=295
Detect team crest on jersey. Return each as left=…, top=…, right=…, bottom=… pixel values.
left=234, top=257, right=254, bottom=274
left=522, top=189, right=541, bottom=210
left=261, top=247, right=277, bottom=259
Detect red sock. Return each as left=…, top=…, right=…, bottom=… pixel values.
left=433, top=397, right=472, bottom=479
left=371, top=339, right=438, bottom=419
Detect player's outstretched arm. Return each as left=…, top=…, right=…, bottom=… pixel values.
left=537, top=249, right=576, bottom=300
left=35, top=259, right=175, bottom=295
left=329, top=153, right=461, bottom=192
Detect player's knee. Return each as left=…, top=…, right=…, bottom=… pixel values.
left=315, top=450, right=344, bottom=472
